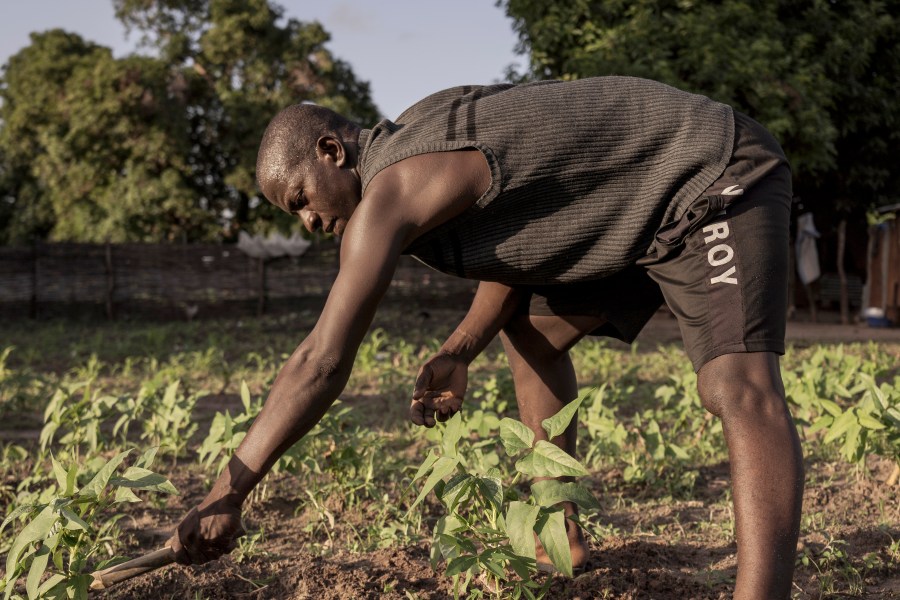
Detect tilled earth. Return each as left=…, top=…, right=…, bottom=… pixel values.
left=5, top=311, right=900, bottom=599
left=103, top=452, right=899, bottom=600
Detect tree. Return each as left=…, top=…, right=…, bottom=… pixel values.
left=0, top=30, right=207, bottom=243
left=501, top=0, right=900, bottom=208
left=113, top=0, right=381, bottom=236
left=0, top=0, right=379, bottom=243
left=502, top=0, right=900, bottom=321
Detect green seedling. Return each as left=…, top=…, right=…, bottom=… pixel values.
left=0, top=448, right=177, bottom=600
left=410, top=389, right=599, bottom=599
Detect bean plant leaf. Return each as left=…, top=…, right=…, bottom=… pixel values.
left=39, top=421, right=59, bottom=452
left=446, top=555, right=478, bottom=577
left=530, top=480, right=600, bottom=510
left=515, top=441, right=588, bottom=478
left=1, top=504, right=38, bottom=536
left=541, top=389, right=589, bottom=440
left=51, top=456, right=69, bottom=494
left=840, top=422, right=863, bottom=463
left=818, top=398, right=843, bottom=417
left=856, top=411, right=885, bottom=430
left=668, top=442, right=690, bottom=460
left=26, top=545, right=50, bottom=600
left=479, top=549, right=507, bottom=580
left=409, top=455, right=459, bottom=510
left=534, top=509, right=572, bottom=577
left=440, top=412, right=464, bottom=457
left=115, top=487, right=142, bottom=503
left=441, top=474, right=474, bottom=512
left=499, top=418, right=534, bottom=455
left=431, top=514, right=465, bottom=567
left=37, top=574, right=66, bottom=597
left=477, top=475, right=504, bottom=513
left=824, top=410, right=856, bottom=444
left=6, top=505, right=57, bottom=578
left=644, top=419, right=666, bottom=460
left=240, top=380, right=251, bottom=409
left=411, top=450, right=439, bottom=483
left=59, top=508, right=89, bottom=531
left=887, top=407, right=900, bottom=425
left=70, top=574, right=92, bottom=600
left=80, top=450, right=133, bottom=498
left=110, top=467, right=178, bottom=495
left=506, top=501, right=539, bottom=560
left=808, top=414, right=834, bottom=435
left=135, top=446, right=159, bottom=469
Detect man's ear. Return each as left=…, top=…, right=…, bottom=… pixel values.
left=316, top=135, right=346, bottom=166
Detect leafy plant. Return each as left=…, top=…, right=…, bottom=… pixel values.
left=139, top=381, right=199, bottom=460
left=0, top=448, right=177, bottom=600
left=410, top=390, right=599, bottom=598
left=39, top=383, right=118, bottom=462
left=197, top=381, right=262, bottom=476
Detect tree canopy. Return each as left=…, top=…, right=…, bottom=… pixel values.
left=0, top=0, right=379, bottom=244
left=502, top=0, right=900, bottom=215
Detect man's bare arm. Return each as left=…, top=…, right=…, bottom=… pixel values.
left=410, top=281, right=524, bottom=426
left=170, top=148, right=492, bottom=562
left=169, top=195, right=413, bottom=563
left=439, top=281, right=524, bottom=363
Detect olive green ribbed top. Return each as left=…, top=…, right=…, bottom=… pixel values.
left=357, top=76, right=734, bottom=284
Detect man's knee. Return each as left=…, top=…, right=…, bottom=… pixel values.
left=501, top=316, right=567, bottom=365
left=697, top=352, right=788, bottom=422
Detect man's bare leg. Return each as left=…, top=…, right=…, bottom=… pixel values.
left=697, top=352, right=803, bottom=599
left=500, top=313, right=606, bottom=570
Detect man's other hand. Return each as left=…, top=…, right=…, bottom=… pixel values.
left=410, top=353, right=468, bottom=427
left=168, top=493, right=245, bottom=565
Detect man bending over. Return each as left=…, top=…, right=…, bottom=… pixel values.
left=170, top=76, right=803, bottom=599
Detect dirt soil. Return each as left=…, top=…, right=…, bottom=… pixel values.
left=97, top=312, right=900, bottom=600
left=107, top=454, right=899, bottom=600
left=6, top=310, right=899, bottom=599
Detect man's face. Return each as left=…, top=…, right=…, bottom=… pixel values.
left=264, top=137, right=360, bottom=236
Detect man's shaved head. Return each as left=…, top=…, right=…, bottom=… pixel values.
left=256, top=103, right=358, bottom=196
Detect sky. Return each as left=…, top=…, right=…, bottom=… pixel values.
left=0, top=0, right=524, bottom=120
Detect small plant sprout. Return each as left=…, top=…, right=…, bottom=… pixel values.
left=0, top=448, right=178, bottom=600
left=410, top=390, right=599, bottom=598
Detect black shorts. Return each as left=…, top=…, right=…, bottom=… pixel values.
left=523, top=111, right=792, bottom=371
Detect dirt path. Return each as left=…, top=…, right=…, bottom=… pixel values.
left=630, top=309, right=900, bottom=348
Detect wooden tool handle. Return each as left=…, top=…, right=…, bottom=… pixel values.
left=89, top=547, right=176, bottom=591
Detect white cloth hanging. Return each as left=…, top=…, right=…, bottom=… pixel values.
left=237, top=231, right=311, bottom=259
left=795, top=212, right=821, bottom=285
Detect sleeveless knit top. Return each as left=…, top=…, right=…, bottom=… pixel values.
left=357, top=76, right=735, bottom=285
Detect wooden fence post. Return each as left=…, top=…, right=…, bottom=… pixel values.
left=30, top=240, right=39, bottom=319
left=837, top=219, right=849, bottom=324
left=257, top=257, right=267, bottom=316
left=105, top=242, right=116, bottom=321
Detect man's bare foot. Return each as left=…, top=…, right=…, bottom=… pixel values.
left=535, top=517, right=590, bottom=573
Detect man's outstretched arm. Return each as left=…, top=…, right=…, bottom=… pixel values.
left=169, top=148, right=492, bottom=563
left=169, top=203, right=412, bottom=564
left=410, top=281, right=524, bottom=426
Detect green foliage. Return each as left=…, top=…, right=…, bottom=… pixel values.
left=197, top=381, right=262, bottom=475
left=39, top=383, right=119, bottom=462
left=0, top=30, right=206, bottom=243
left=138, top=381, right=199, bottom=460
left=411, top=392, right=599, bottom=597
left=578, top=379, right=717, bottom=494
left=111, top=0, right=381, bottom=236
left=0, top=448, right=177, bottom=600
left=3, top=316, right=900, bottom=596
left=784, top=346, right=900, bottom=469
left=0, top=347, right=48, bottom=417
left=501, top=0, right=900, bottom=211
left=198, top=381, right=387, bottom=508
left=0, top=0, right=380, bottom=243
